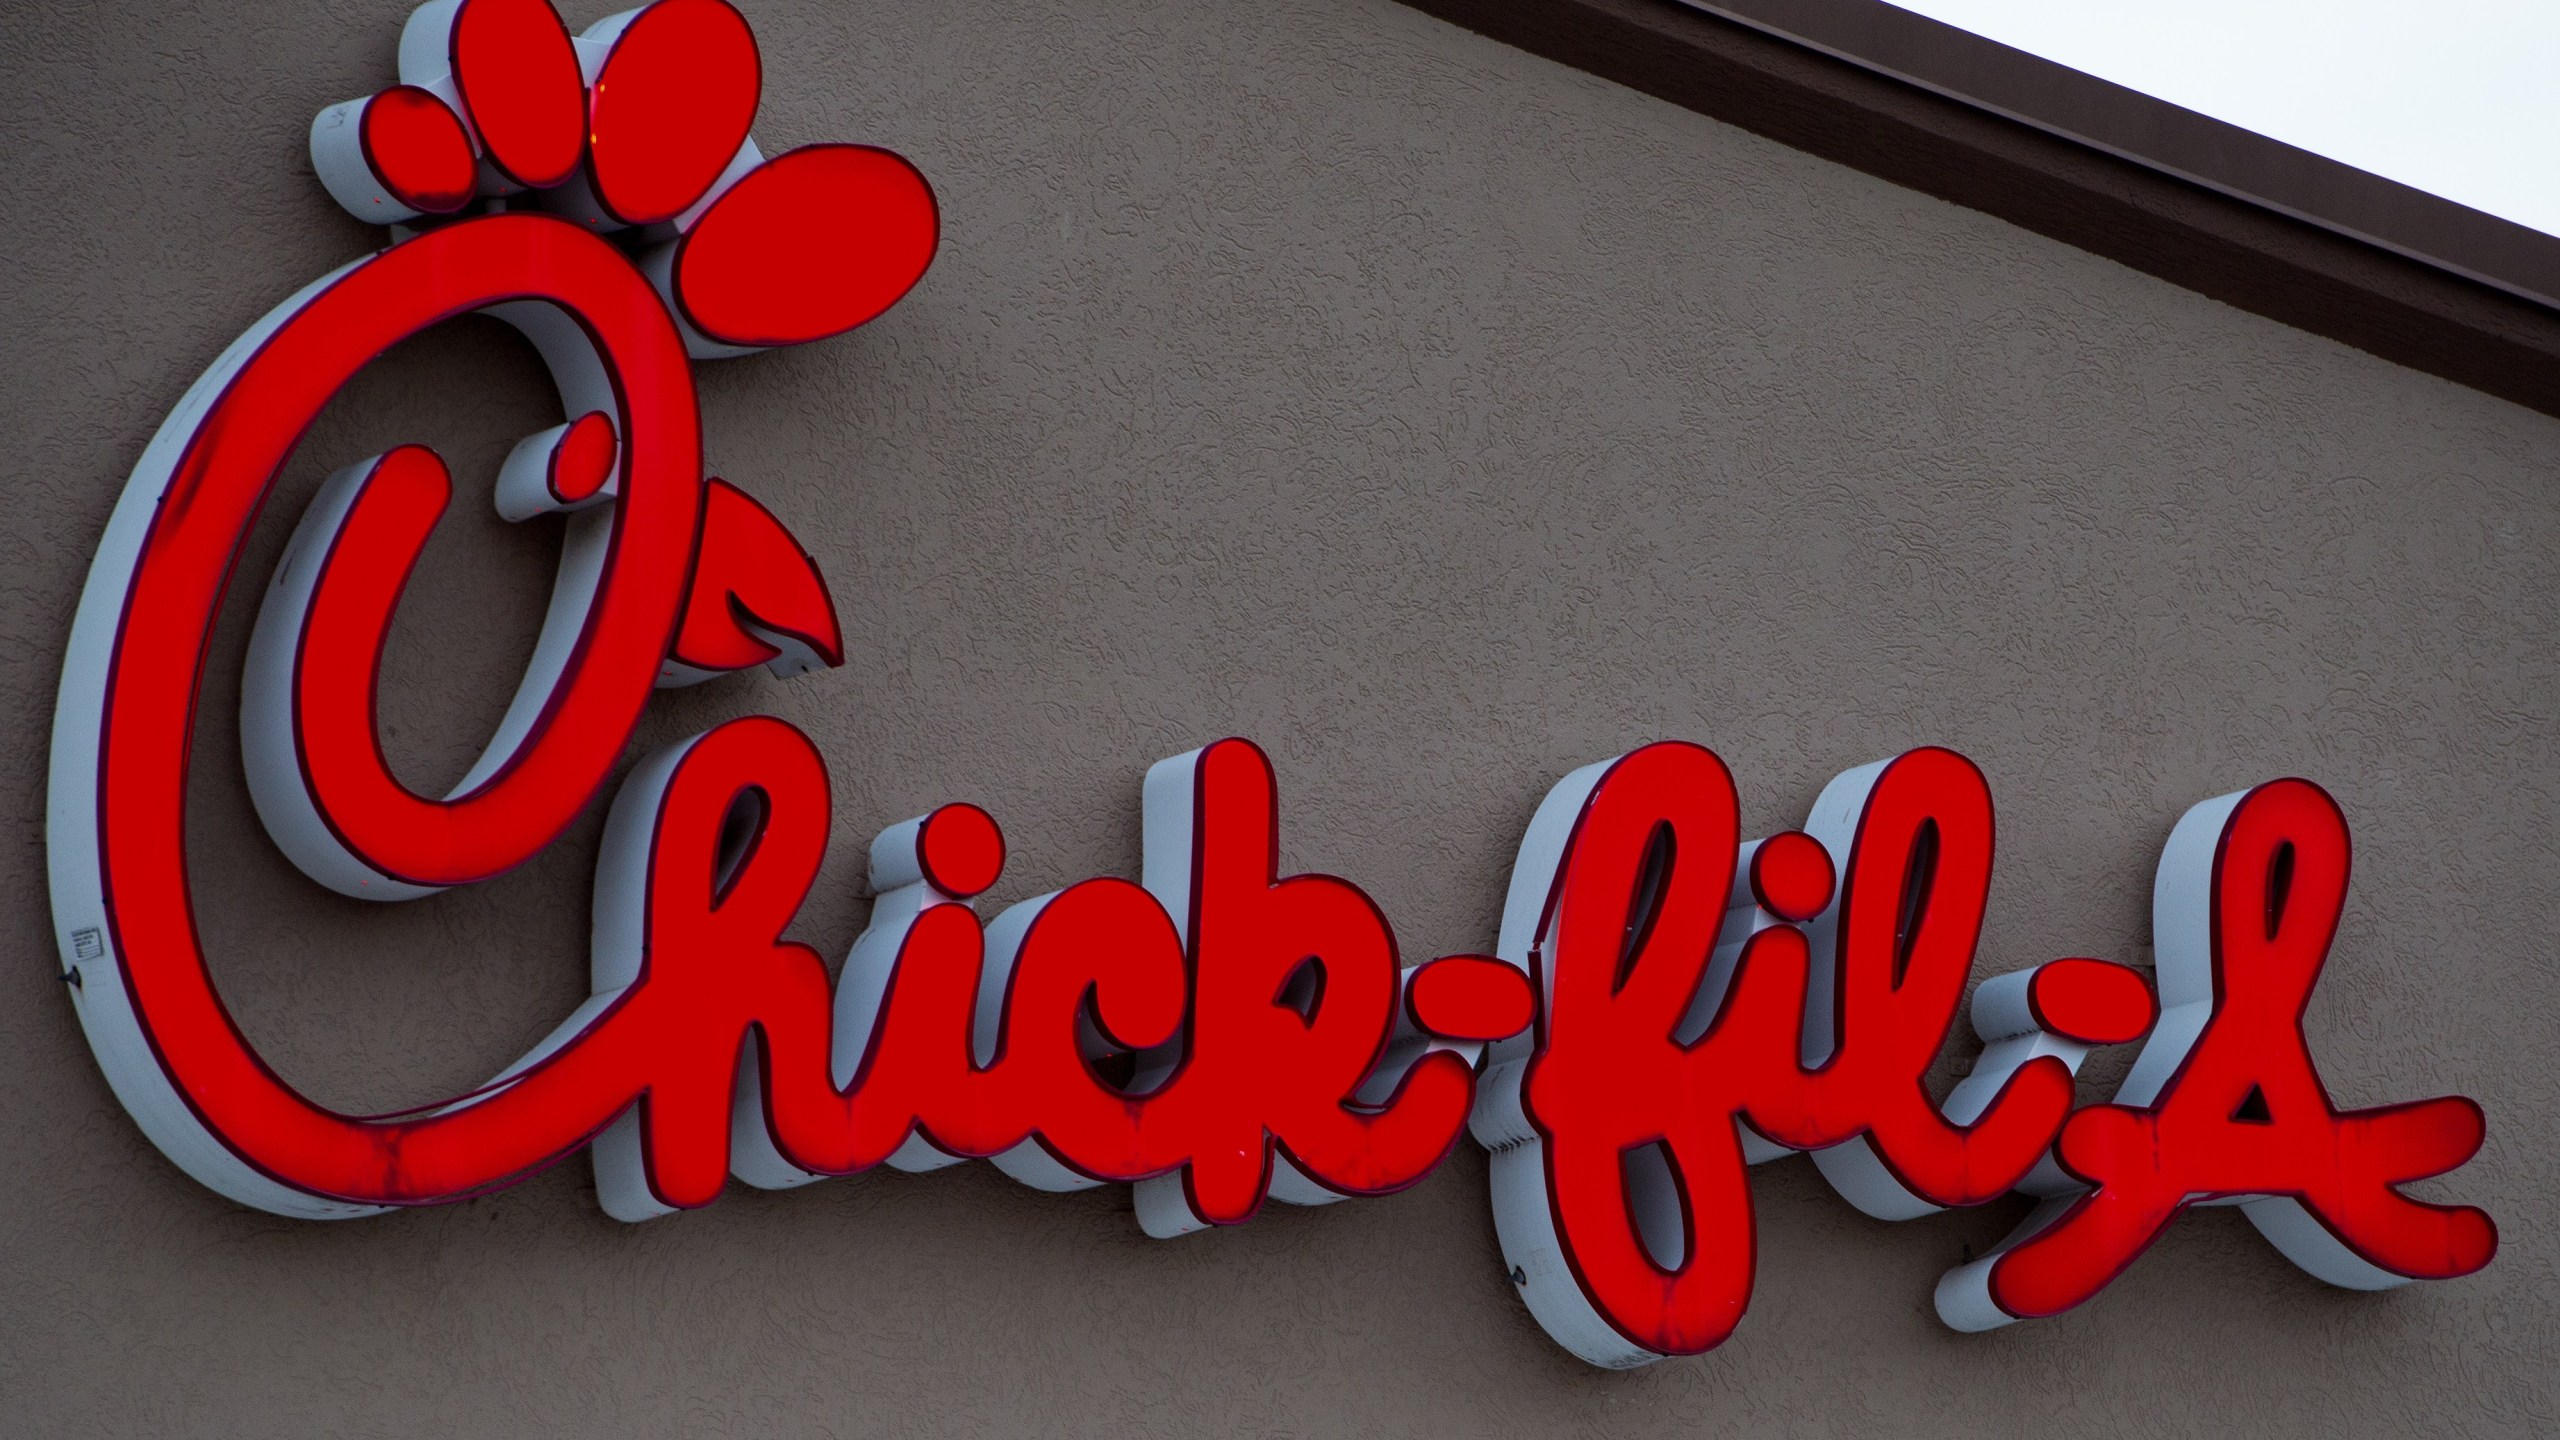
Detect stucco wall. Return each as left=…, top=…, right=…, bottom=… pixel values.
left=2, top=0, right=2551, bottom=1433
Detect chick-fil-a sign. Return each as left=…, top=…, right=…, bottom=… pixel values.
left=45, top=0, right=2495, bottom=1370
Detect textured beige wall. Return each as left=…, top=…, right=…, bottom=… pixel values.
left=3, top=0, right=2553, bottom=1433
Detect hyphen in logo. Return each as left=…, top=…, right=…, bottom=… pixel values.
left=46, top=0, right=2495, bottom=1371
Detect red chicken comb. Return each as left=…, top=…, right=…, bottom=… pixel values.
left=310, top=0, right=938, bottom=358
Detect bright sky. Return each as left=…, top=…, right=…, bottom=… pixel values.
left=1884, top=0, right=2560, bottom=238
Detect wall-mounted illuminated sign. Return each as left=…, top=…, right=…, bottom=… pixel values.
left=45, top=0, right=2496, bottom=1370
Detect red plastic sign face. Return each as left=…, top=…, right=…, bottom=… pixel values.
left=1935, top=779, right=2497, bottom=1330
left=46, top=0, right=2491, bottom=1373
